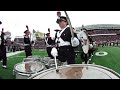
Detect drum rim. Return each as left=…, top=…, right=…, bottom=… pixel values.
left=23, top=57, right=40, bottom=62
left=14, top=61, right=45, bottom=74
left=28, top=64, right=120, bottom=79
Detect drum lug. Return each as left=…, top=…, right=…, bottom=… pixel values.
left=13, top=69, right=15, bottom=76
left=29, top=73, right=32, bottom=77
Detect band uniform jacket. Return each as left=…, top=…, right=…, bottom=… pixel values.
left=55, top=27, right=78, bottom=46
left=24, top=35, right=32, bottom=57
left=45, top=37, right=54, bottom=47
left=0, top=32, right=7, bottom=66
left=0, top=32, right=7, bottom=47
left=54, top=27, right=78, bottom=64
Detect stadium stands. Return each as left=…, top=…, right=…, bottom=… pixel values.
left=75, top=24, right=120, bottom=46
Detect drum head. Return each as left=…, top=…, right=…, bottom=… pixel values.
left=29, top=64, right=120, bottom=79
left=77, top=31, right=89, bottom=54
left=14, top=61, right=44, bottom=74
left=82, top=45, right=89, bottom=54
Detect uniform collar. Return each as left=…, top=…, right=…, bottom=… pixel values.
left=61, top=25, right=68, bottom=31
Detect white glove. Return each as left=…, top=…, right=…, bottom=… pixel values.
left=89, top=44, right=93, bottom=49
left=51, top=47, right=58, bottom=57
left=71, top=37, right=80, bottom=47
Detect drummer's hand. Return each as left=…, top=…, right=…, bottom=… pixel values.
left=51, top=47, right=58, bottom=57
left=71, top=37, right=80, bottom=47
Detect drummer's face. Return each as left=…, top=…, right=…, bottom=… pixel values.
left=58, top=20, right=67, bottom=29
left=26, top=31, right=30, bottom=35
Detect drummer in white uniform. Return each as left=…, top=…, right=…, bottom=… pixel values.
left=77, top=27, right=89, bottom=64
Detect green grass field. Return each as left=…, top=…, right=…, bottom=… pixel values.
left=0, top=49, right=47, bottom=79
left=0, top=46, right=120, bottom=79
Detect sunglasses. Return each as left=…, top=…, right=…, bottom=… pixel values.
left=56, top=19, right=67, bottom=23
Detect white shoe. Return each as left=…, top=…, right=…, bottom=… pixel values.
left=89, top=59, right=91, bottom=61
left=92, top=62, right=95, bottom=64
left=2, top=65, right=7, bottom=68
left=82, top=62, right=85, bottom=64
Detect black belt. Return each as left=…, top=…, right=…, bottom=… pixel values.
left=58, top=45, right=72, bottom=48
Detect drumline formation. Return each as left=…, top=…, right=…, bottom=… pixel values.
left=12, top=12, right=120, bottom=79
left=12, top=23, right=110, bottom=79
left=13, top=56, right=63, bottom=79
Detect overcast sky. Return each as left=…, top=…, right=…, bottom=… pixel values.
left=0, top=11, right=120, bottom=40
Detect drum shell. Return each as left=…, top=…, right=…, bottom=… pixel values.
left=28, top=64, right=120, bottom=79
left=13, top=61, right=45, bottom=79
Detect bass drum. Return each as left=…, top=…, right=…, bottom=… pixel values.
left=77, top=30, right=90, bottom=54
left=13, top=61, right=45, bottom=79
left=28, top=64, right=120, bottom=79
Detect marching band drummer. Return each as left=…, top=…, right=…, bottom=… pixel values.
left=0, top=28, right=8, bottom=68
left=88, top=36, right=94, bottom=60
left=24, top=30, right=34, bottom=58
left=77, top=28, right=89, bottom=64
left=51, top=16, right=79, bottom=65
left=45, top=32, right=54, bottom=59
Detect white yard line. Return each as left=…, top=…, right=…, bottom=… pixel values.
left=7, top=51, right=24, bottom=57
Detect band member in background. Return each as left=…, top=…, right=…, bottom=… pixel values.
left=77, top=28, right=89, bottom=64
left=54, top=29, right=61, bottom=49
left=45, top=32, right=54, bottom=59
left=53, top=16, right=79, bottom=64
left=0, top=28, right=7, bottom=68
left=24, top=30, right=34, bottom=58
left=88, top=36, right=94, bottom=60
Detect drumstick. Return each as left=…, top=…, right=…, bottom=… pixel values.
left=64, top=11, right=74, bottom=39
left=54, top=56, right=59, bottom=72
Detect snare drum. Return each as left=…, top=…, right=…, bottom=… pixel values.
left=23, top=56, right=42, bottom=62
left=13, top=61, right=45, bottom=79
left=46, top=59, right=60, bottom=68
left=42, top=57, right=60, bottom=69
left=28, top=64, right=120, bottom=79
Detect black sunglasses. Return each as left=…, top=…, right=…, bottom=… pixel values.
left=56, top=19, right=67, bottom=23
